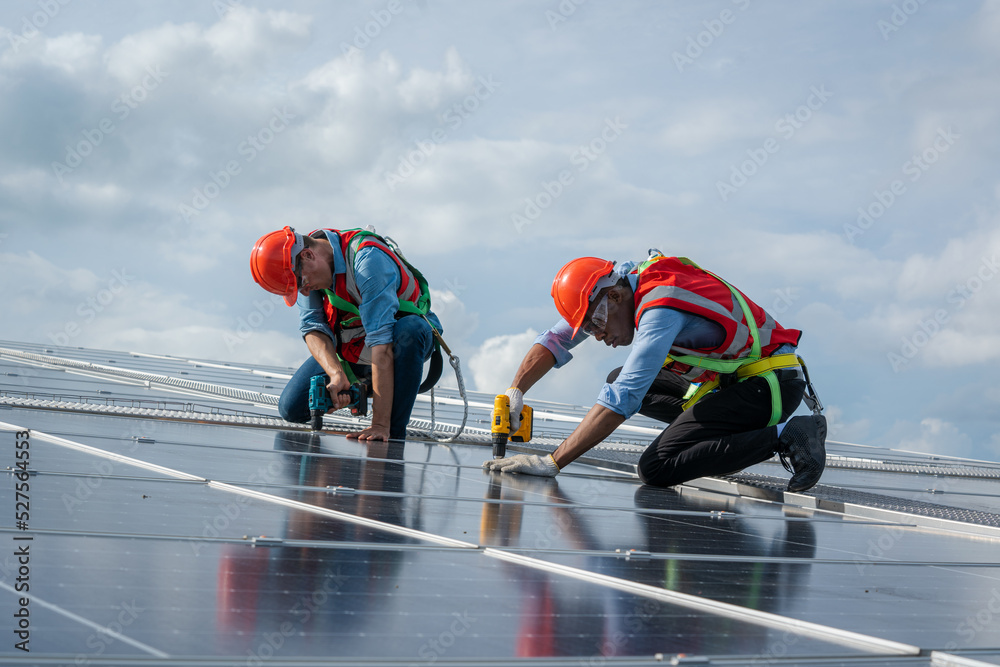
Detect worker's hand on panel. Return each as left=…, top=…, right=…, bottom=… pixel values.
left=482, top=454, right=559, bottom=477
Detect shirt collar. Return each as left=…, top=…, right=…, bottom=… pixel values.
left=322, top=229, right=346, bottom=275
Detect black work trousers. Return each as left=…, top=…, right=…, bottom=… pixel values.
left=607, top=366, right=806, bottom=488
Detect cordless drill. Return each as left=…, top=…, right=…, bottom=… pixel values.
left=308, top=374, right=370, bottom=431
left=490, top=394, right=533, bottom=458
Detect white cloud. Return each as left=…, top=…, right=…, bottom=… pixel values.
left=468, top=329, right=538, bottom=393
left=0, top=32, right=102, bottom=74
left=104, top=7, right=311, bottom=82
left=889, top=417, right=974, bottom=459
left=204, top=7, right=311, bottom=65
left=428, top=288, right=478, bottom=344
left=466, top=327, right=632, bottom=409
left=395, top=47, right=471, bottom=112
left=0, top=249, right=301, bottom=367
left=823, top=405, right=872, bottom=446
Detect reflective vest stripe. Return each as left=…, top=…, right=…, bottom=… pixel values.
left=314, top=228, right=426, bottom=364
left=632, top=257, right=801, bottom=384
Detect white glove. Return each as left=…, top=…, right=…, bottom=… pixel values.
left=483, top=454, right=559, bottom=477
left=505, top=387, right=523, bottom=432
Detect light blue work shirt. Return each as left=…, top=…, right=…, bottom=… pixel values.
left=298, top=230, right=441, bottom=350
left=534, top=261, right=794, bottom=418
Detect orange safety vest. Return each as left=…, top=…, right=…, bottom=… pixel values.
left=314, top=228, right=426, bottom=364
left=633, top=256, right=801, bottom=384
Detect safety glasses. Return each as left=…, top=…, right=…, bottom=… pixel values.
left=582, top=294, right=609, bottom=336
left=293, top=254, right=304, bottom=291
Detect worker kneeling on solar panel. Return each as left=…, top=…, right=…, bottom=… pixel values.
left=483, top=250, right=827, bottom=493
left=250, top=226, right=444, bottom=442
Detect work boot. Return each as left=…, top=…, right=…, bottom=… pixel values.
left=778, top=415, right=827, bottom=493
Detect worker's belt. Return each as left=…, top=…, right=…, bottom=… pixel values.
left=735, top=353, right=802, bottom=379
left=665, top=267, right=823, bottom=426
left=681, top=353, right=823, bottom=426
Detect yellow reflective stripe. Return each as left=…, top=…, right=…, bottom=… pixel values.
left=681, top=378, right=718, bottom=411
left=735, top=354, right=801, bottom=379
left=679, top=355, right=800, bottom=419
left=667, top=271, right=761, bottom=372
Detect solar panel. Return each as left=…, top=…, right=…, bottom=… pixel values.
left=2, top=339, right=999, bottom=665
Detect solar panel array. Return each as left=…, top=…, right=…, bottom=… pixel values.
left=2, top=339, right=1000, bottom=666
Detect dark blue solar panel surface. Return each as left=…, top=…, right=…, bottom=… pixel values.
left=2, top=340, right=999, bottom=665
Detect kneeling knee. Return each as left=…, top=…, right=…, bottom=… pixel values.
left=393, top=318, right=430, bottom=348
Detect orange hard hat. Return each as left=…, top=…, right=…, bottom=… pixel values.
left=551, top=257, right=616, bottom=335
left=250, top=226, right=304, bottom=306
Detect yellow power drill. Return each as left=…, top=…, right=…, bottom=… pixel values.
left=491, top=394, right=533, bottom=459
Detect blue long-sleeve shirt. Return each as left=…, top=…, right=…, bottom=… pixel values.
left=534, top=261, right=793, bottom=418
left=298, top=230, right=441, bottom=352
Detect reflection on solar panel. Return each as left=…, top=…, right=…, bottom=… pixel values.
left=2, top=339, right=1000, bottom=666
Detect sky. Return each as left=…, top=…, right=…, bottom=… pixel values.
left=1, top=0, right=998, bottom=461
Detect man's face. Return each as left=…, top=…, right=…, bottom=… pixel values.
left=295, top=248, right=333, bottom=297
left=586, top=285, right=636, bottom=348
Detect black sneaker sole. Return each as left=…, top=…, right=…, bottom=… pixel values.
left=785, top=415, right=827, bottom=493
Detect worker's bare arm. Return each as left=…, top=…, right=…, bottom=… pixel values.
left=511, top=344, right=557, bottom=393
left=551, top=404, right=625, bottom=469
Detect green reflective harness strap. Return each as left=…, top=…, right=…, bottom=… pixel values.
left=666, top=271, right=783, bottom=427
left=761, top=369, right=781, bottom=427
left=323, top=289, right=360, bottom=316
left=321, top=231, right=445, bottom=391
left=345, top=230, right=434, bottom=317
left=339, top=357, right=358, bottom=384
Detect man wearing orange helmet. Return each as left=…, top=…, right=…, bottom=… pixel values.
left=250, top=226, right=442, bottom=441
left=483, top=252, right=827, bottom=492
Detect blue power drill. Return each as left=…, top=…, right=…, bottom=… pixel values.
left=308, top=374, right=369, bottom=431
